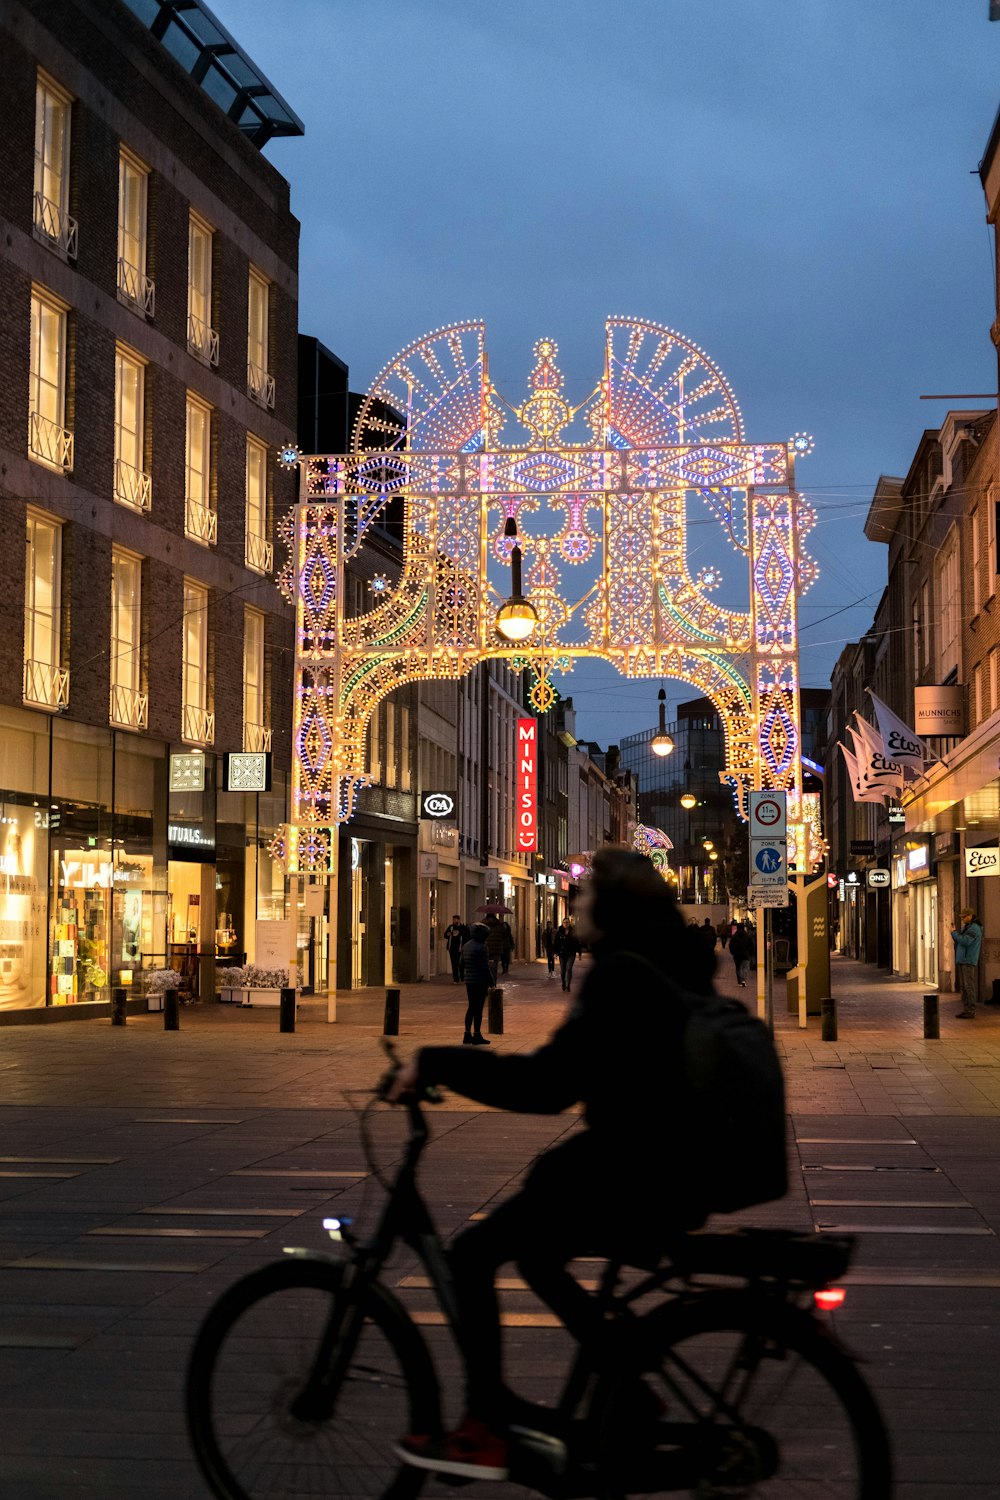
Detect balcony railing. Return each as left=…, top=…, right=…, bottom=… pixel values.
left=247, top=359, right=275, bottom=409
left=244, top=722, right=272, bottom=753
left=23, top=658, right=70, bottom=711
left=33, top=192, right=78, bottom=258
left=185, top=497, right=218, bottom=545
left=188, top=312, right=219, bottom=367
left=244, top=529, right=273, bottom=574
left=28, top=410, right=73, bottom=471
left=114, top=458, right=152, bottom=512
left=110, top=683, right=148, bottom=731
left=117, top=257, right=155, bottom=316
left=182, top=703, right=214, bottom=746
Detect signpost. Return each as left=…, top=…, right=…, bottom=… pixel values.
left=748, top=791, right=788, bottom=1031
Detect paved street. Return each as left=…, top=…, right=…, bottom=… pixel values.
left=1, top=954, right=999, bottom=1497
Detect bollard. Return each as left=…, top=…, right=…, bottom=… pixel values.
left=110, top=986, right=127, bottom=1027
left=279, top=986, right=296, bottom=1033
left=163, top=989, right=180, bottom=1031
left=488, top=986, right=504, bottom=1035
left=383, top=986, right=400, bottom=1036
left=820, top=995, right=837, bottom=1042
left=923, top=993, right=940, bottom=1040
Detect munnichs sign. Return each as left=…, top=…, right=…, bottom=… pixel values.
left=914, top=685, right=965, bottom=737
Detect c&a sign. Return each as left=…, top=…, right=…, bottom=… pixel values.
left=516, top=718, right=538, bottom=853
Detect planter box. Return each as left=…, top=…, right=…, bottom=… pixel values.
left=218, top=987, right=247, bottom=1005
left=218, top=987, right=295, bottom=1008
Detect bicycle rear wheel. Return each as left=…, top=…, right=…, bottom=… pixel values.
left=187, top=1257, right=441, bottom=1500
left=593, top=1292, right=891, bottom=1498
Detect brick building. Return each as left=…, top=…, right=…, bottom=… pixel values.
left=0, top=0, right=302, bottom=1016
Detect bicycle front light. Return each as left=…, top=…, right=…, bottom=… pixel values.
left=323, top=1217, right=353, bottom=1242
left=814, top=1287, right=847, bottom=1311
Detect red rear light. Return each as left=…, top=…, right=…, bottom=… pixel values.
left=814, top=1287, right=847, bottom=1311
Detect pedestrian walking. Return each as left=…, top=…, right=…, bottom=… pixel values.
left=541, top=922, right=556, bottom=976
left=553, top=919, right=581, bottom=991
left=952, top=908, right=984, bottom=1018
left=701, top=917, right=718, bottom=950
left=729, top=925, right=752, bottom=988
left=460, top=924, right=492, bottom=1046
left=443, top=914, right=470, bottom=984
left=500, top=920, right=514, bottom=975
left=716, top=918, right=730, bottom=949
left=484, top=915, right=505, bottom=985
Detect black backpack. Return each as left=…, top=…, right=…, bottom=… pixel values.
left=625, top=953, right=788, bottom=1214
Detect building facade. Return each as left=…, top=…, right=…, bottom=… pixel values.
left=0, top=0, right=301, bottom=1016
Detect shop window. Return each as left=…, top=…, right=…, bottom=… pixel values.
left=110, top=548, right=147, bottom=731
left=182, top=578, right=213, bottom=745
left=28, top=286, right=72, bottom=472
left=243, top=606, right=269, bottom=751
left=114, top=346, right=150, bottom=511
left=245, top=434, right=272, bottom=572
left=33, top=71, right=76, bottom=258
left=247, top=266, right=274, bottom=407
left=23, top=510, right=68, bottom=710
left=187, top=211, right=218, bottom=365
left=185, top=393, right=216, bottom=545
left=117, top=147, right=154, bottom=315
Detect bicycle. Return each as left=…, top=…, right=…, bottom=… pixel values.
left=186, top=1054, right=893, bottom=1499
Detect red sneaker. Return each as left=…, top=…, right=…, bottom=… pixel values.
left=395, top=1415, right=510, bottom=1480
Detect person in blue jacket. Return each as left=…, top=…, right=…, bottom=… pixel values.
left=952, top=908, right=983, bottom=1018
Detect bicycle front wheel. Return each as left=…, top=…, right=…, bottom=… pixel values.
left=594, top=1292, right=892, bottom=1499
left=187, top=1257, right=441, bottom=1500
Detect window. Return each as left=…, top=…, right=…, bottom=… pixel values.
left=992, top=649, right=1000, bottom=718
left=399, top=703, right=411, bottom=792
left=243, top=607, right=269, bottom=751
left=114, top=347, right=150, bottom=510
left=117, top=148, right=154, bottom=314
left=110, top=549, right=147, bottom=730
left=385, top=699, right=397, bottom=788
left=28, top=287, right=72, bottom=471
left=182, top=579, right=212, bottom=744
left=245, top=435, right=272, bottom=572
left=920, top=578, right=932, bottom=671
left=23, top=510, right=67, bottom=709
left=33, top=72, right=76, bottom=257
left=185, top=394, right=216, bottom=544
left=187, top=212, right=217, bottom=365
left=935, top=531, right=960, bottom=680
left=990, top=487, right=998, bottom=596
left=974, top=663, right=983, bottom=726
left=368, top=702, right=383, bottom=783
left=247, top=266, right=274, bottom=407
left=972, top=505, right=983, bottom=617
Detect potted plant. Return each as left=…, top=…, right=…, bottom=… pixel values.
left=145, top=968, right=182, bottom=1013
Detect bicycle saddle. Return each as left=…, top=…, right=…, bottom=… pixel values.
left=666, top=1228, right=853, bottom=1286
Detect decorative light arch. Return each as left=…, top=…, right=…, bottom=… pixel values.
left=275, top=317, right=822, bottom=875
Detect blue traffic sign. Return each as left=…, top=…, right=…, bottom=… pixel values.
left=754, top=846, right=784, bottom=875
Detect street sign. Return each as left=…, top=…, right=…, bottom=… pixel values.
left=750, top=841, right=786, bottom=886
left=748, top=885, right=789, bottom=909
left=866, top=868, right=890, bottom=889
left=749, top=790, right=787, bottom=839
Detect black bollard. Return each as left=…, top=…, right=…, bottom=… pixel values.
left=279, top=986, right=296, bottom=1033
left=923, top=993, right=940, bottom=1040
left=163, top=989, right=180, bottom=1031
left=820, top=995, right=837, bottom=1042
left=488, top=986, right=504, bottom=1035
left=110, top=987, right=127, bottom=1027
left=383, top=986, right=400, bottom=1036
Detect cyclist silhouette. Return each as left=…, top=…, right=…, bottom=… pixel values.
left=388, top=847, right=717, bottom=1480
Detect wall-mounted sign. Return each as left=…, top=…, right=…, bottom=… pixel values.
left=905, top=842, right=930, bottom=880
left=934, top=831, right=958, bottom=859
left=966, top=845, right=1000, bottom=878
left=850, top=840, right=875, bottom=857
left=867, top=868, right=890, bottom=889
left=914, top=685, right=965, bottom=738
left=169, top=752, right=206, bottom=793
left=167, top=823, right=215, bottom=861
left=516, top=718, right=538, bottom=853
left=417, top=851, right=439, bottom=878
left=225, top=751, right=272, bottom=793
left=420, top=791, right=457, bottom=821
left=887, top=808, right=906, bottom=826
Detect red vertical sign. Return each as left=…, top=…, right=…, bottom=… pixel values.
left=516, top=717, right=538, bottom=853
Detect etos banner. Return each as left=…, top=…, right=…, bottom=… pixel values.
left=516, top=717, right=538, bottom=853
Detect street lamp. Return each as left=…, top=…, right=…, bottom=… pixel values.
left=651, top=688, right=674, bottom=758
left=495, top=517, right=538, bottom=643
left=680, top=792, right=697, bottom=810
left=702, top=838, right=714, bottom=851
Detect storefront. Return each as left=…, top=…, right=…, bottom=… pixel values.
left=904, top=837, right=937, bottom=987
left=338, top=830, right=416, bottom=988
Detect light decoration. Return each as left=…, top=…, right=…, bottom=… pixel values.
left=273, top=317, right=818, bottom=875
left=634, top=823, right=673, bottom=880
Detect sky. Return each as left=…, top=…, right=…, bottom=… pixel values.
left=214, top=0, right=1000, bottom=750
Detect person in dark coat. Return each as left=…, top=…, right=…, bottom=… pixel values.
left=500, top=920, right=514, bottom=974
left=389, top=848, right=716, bottom=1480
left=443, top=915, right=470, bottom=984
left=541, top=922, right=556, bottom=976
left=483, top=915, right=505, bottom=985
left=701, top=917, right=718, bottom=950
left=459, top=923, right=492, bottom=1045
left=728, top=924, right=753, bottom=987
left=552, top=919, right=581, bottom=991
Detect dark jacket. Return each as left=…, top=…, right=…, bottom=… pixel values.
left=729, top=929, right=752, bottom=963
left=444, top=922, right=470, bottom=953
left=553, top=926, right=581, bottom=958
left=461, top=934, right=493, bottom=986
left=419, top=944, right=695, bottom=1205
left=484, top=919, right=506, bottom=960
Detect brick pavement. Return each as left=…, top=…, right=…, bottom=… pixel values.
left=0, top=953, right=998, bottom=1496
